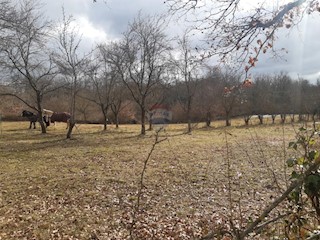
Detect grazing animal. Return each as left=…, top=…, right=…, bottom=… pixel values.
left=22, top=110, right=38, bottom=129
left=21, top=110, right=49, bottom=129
left=50, top=112, right=71, bottom=129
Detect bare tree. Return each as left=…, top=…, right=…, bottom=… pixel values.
left=194, top=66, right=225, bottom=127
left=171, top=31, right=203, bottom=133
left=0, top=0, right=58, bottom=133
left=53, top=10, right=90, bottom=138
left=98, top=41, right=131, bottom=125
left=105, top=13, right=170, bottom=135
left=215, top=68, right=240, bottom=126
left=82, top=51, right=116, bottom=131
left=110, top=80, right=129, bottom=128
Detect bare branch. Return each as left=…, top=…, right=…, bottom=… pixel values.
left=165, top=0, right=318, bottom=73
left=251, top=0, right=307, bottom=29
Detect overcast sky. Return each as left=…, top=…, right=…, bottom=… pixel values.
left=42, top=0, right=320, bottom=83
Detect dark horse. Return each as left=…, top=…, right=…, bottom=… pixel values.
left=21, top=110, right=49, bottom=129
left=50, top=112, right=71, bottom=129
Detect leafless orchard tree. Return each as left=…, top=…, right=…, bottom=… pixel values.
left=53, top=10, right=91, bottom=138
left=97, top=45, right=132, bottom=130
left=220, top=68, right=243, bottom=126
left=82, top=49, right=117, bottom=131
left=105, top=13, right=171, bottom=135
left=171, top=31, right=203, bottom=133
left=165, top=0, right=320, bottom=75
left=194, top=66, right=225, bottom=127
left=110, top=79, right=129, bottom=128
left=98, top=41, right=131, bottom=126
left=0, top=0, right=59, bottom=133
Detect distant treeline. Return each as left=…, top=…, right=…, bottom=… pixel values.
left=1, top=71, right=320, bottom=127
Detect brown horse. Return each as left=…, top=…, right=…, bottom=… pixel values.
left=50, top=112, right=71, bottom=129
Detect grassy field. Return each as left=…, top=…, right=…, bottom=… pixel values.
left=0, top=120, right=316, bottom=239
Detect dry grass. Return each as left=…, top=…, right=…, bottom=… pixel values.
left=0, top=120, right=313, bottom=239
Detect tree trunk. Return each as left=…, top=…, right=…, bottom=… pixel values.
left=111, top=105, right=120, bottom=129
left=225, top=111, right=231, bottom=126
left=258, top=115, right=263, bottom=124
left=36, top=97, right=46, bottom=134
left=148, top=112, right=153, bottom=131
left=100, top=105, right=108, bottom=131
left=290, top=114, right=295, bottom=123
left=67, top=84, right=76, bottom=139
left=206, top=111, right=211, bottom=127
left=115, top=113, right=119, bottom=128
left=244, top=115, right=250, bottom=125
left=187, top=119, right=192, bottom=133
left=140, top=107, right=146, bottom=135
left=67, top=87, right=76, bottom=139
left=66, top=120, right=75, bottom=139
left=226, top=119, right=231, bottom=126
left=39, top=120, right=47, bottom=133
left=103, top=114, right=108, bottom=131
left=299, top=114, right=304, bottom=122
left=187, top=100, right=192, bottom=133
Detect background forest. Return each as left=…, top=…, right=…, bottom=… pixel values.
left=2, top=70, right=320, bottom=127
